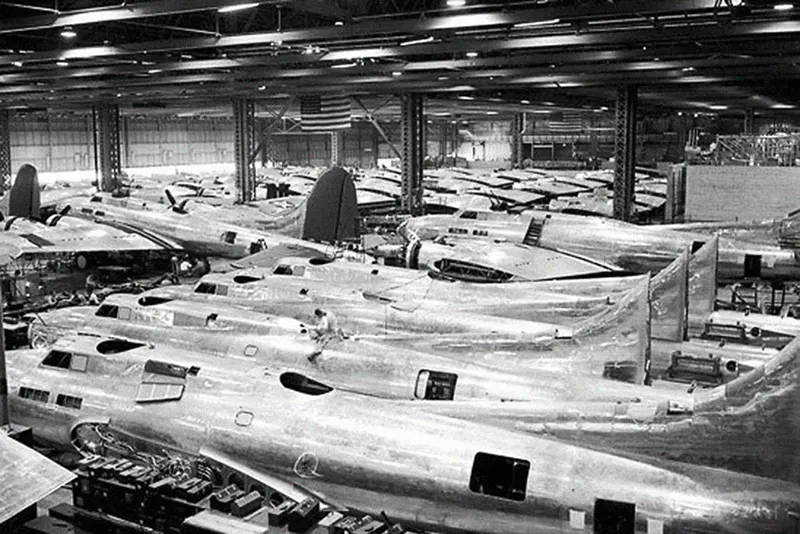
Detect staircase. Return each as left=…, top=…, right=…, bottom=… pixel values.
left=523, top=217, right=544, bottom=246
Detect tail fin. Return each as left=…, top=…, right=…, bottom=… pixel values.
left=779, top=208, right=800, bottom=249
left=259, top=166, right=359, bottom=244
left=687, top=234, right=719, bottom=337
left=568, top=275, right=652, bottom=385
left=302, top=166, right=359, bottom=243
left=650, top=247, right=689, bottom=342
left=7, top=164, right=40, bottom=220
left=693, top=334, right=800, bottom=483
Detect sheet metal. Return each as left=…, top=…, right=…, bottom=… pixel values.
left=0, top=433, right=75, bottom=524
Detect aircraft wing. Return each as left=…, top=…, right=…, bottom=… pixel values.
left=0, top=433, right=75, bottom=524
left=1, top=218, right=182, bottom=255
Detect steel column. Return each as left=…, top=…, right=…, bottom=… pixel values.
left=94, top=103, right=121, bottom=192
left=0, top=288, right=7, bottom=429
left=331, top=130, right=344, bottom=166
left=743, top=108, right=755, bottom=135
left=400, top=93, right=424, bottom=215
left=613, top=85, right=637, bottom=222
left=0, top=109, right=10, bottom=192
left=233, top=98, right=255, bottom=203
left=511, top=113, right=524, bottom=168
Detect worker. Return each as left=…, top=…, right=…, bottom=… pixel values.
left=308, top=308, right=339, bottom=362
left=312, top=308, right=338, bottom=338
left=169, top=255, right=180, bottom=284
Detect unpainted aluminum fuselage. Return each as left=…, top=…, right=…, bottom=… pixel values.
left=6, top=346, right=800, bottom=533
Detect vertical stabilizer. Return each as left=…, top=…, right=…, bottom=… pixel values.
left=302, top=166, right=359, bottom=243
left=570, top=275, right=652, bottom=385
left=650, top=248, right=689, bottom=342
left=693, top=334, right=800, bottom=483
left=8, top=164, right=40, bottom=220
left=687, top=234, right=719, bottom=337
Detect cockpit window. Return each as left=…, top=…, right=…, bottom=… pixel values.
left=95, top=304, right=119, bottom=318
left=42, top=350, right=72, bottom=369
left=195, top=282, right=216, bottom=294
left=470, top=452, right=529, bottom=502
left=279, top=372, right=333, bottom=396
left=42, top=349, right=88, bottom=372
left=460, top=210, right=478, bottom=219
left=273, top=264, right=293, bottom=275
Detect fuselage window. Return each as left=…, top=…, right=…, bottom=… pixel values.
left=118, top=307, right=132, bottom=320
left=216, top=284, right=229, bottom=296
left=415, top=370, right=457, bottom=400
left=144, top=359, right=189, bottom=380
left=221, top=231, right=237, bottom=244
left=244, top=345, right=258, bottom=357
left=42, top=350, right=72, bottom=369
left=18, top=386, right=50, bottom=403
left=95, top=304, right=119, bottom=318
left=274, top=265, right=293, bottom=275
left=71, top=354, right=89, bottom=372
left=469, top=452, right=529, bottom=502
left=56, top=394, right=83, bottom=410
left=691, top=240, right=706, bottom=253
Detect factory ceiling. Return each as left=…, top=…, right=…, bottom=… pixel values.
left=0, top=0, right=799, bottom=116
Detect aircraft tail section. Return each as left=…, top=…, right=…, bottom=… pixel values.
left=694, top=334, right=800, bottom=484
left=7, top=164, right=40, bottom=219
left=301, top=166, right=359, bottom=243
left=779, top=207, right=800, bottom=249
left=650, top=248, right=689, bottom=342
left=570, top=275, right=652, bottom=385
left=687, top=234, right=718, bottom=337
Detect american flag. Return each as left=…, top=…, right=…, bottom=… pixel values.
left=547, top=111, right=584, bottom=133
left=300, top=95, right=351, bottom=132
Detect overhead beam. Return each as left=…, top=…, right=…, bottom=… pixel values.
left=0, top=2, right=770, bottom=65
left=0, top=0, right=349, bottom=35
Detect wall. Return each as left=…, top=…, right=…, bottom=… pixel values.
left=9, top=112, right=234, bottom=174
left=686, top=165, right=800, bottom=221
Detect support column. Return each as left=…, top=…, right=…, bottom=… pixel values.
left=94, top=103, right=121, bottom=192
left=743, top=108, right=755, bottom=135
left=331, top=130, right=345, bottom=166
left=511, top=113, right=524, bottom=168
left=613, top=85, right=637, bottom=222
left=0, top=109, right=10, bottom=192
left=233, top=98, right=256, bottom=203
left=400, top=93, right=424, bottom=215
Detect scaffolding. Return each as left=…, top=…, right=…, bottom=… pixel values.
left=714, top=134, right=800, bottom=166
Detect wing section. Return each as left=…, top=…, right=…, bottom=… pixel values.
left=0, top=433, right=75, bottom=524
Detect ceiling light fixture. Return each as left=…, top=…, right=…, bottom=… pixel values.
left=682, top=66, right=696, bottom=72
left=331, top=62, right=357, bottom=69
left=334, top=20, right=344, bottom=26
left=258, top=85, right=266, bottom=91
left=56, top=61, right=68, bottom=67
left=520, top=100, right=530, bottom=104
left=466, top=51, right=478, bottom=58
left=391, top=71, right=403, bottom=76
left=400, top=36, right=435, bottom=47
left=60, top=27, right=77, bottom=39
left=774, top=3, right=794, bottom=10
left=12, top=61, right=22, bottom=67
left=446, top=0, right=466, bottom=6
left=147, top=69, right=162, bottom=74
left=514, top=18, right=560, bottom=28
left=709, top=105, right=728, bottom=110
left=486, top=111, right=499, bottom=115
left=218, top=3, right=259, bottom=13
left=457, top=95, right=475, bottom=100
